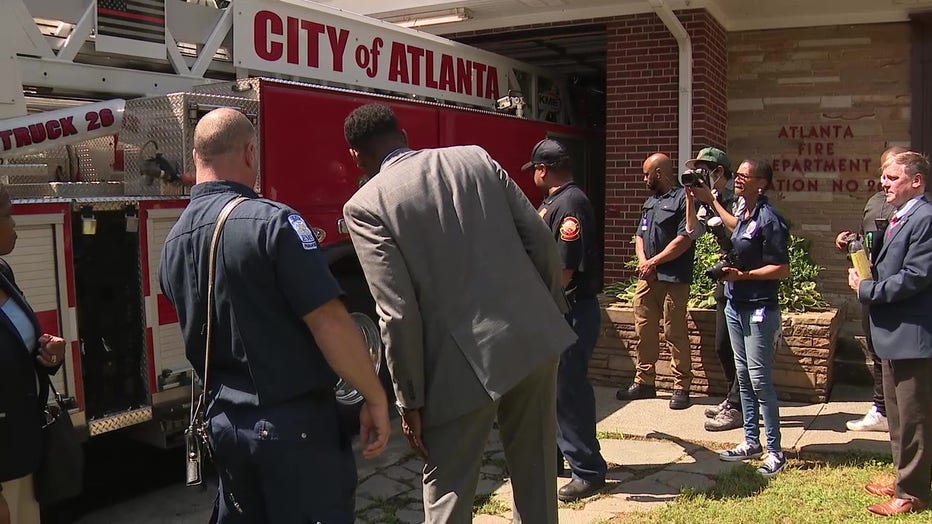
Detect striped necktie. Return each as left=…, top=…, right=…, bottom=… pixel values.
left=885, top=215, right=899, bottom=240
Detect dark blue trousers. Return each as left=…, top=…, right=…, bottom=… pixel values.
left=557, top=296, right=607, bottom=483
left=206, top=393, right=356, bottom=523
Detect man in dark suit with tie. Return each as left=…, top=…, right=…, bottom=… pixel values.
left=848, top=150, right=932, bottom=517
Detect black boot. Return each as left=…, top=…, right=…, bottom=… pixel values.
left=615, top=382, right=656, bottom=401
left=558, top=478, right=606, bottom=502
left=669, top=389, right=691, bottom=410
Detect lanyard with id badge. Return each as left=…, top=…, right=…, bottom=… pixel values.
left=751, top=306, right=766, bottom=324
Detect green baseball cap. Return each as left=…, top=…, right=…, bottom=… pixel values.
left=685, top=147, right=731, bottom=173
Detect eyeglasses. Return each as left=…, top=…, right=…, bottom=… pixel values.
left=734, top=172, right=768, bottom=181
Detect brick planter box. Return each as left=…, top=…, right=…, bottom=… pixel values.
left=589, top=298, right=842, bottom=403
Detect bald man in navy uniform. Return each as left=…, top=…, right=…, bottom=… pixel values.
left=159, top=108, right=390, bottom=523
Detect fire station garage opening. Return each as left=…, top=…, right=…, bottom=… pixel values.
left=71, top=207, right=148, bottom=420
left=456, top=24, right=608, bottom=253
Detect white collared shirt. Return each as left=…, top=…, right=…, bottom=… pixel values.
left=893, top=195, right=926, bottom=220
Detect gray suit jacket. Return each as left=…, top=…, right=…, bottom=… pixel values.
left=859, top=197, right=932, bottom=360
left=344, top=145, right=577, bottom=426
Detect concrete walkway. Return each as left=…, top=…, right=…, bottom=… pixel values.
left=78, top=385, right=889, bottom=523
left=352, top=384, right=890, bottom=523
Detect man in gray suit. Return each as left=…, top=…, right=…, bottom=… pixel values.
left=849, top=151, right=932, bottom=517
left=342, top=104, right=576, bottom=524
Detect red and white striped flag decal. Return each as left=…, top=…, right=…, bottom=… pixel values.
left=96, top=0, right=166, bottom=59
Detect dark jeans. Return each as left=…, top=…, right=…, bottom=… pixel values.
left=207, top=393, right=356, bottom=523
left=556, top=296, right=607, bottom=483
left=862, top=304, right=885, bottom=415
left=715, top=296, right=741, bottom=408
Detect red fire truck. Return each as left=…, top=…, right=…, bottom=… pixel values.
left=0, top=0, right=601, bottom=447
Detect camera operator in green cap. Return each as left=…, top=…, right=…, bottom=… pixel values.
left=685, top=147, right=738, bottom=230
left=683, top=147, right=744, bottom=432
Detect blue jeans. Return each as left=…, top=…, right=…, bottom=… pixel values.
left=725, top=302, right=783, bottom=453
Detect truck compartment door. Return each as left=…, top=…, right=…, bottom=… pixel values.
left=5, top=204, right=82, bottom=415
left=140, top=202, right=188, bottom=401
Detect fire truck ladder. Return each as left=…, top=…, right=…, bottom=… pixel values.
left=0, top=0, right=573, bottom=122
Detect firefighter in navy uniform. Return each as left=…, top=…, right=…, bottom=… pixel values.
left=158, top=108, right=390, bottom=523
left=524, top=138, right=608, bottom=502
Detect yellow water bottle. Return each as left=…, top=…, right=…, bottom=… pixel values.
left=848, top=236, right=873, bottom=280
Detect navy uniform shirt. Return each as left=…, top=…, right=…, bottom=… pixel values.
left=862, top=191, right=895, bottom=234
left=159, top=181, right=342, bottom=407
left=538, top=182, right=602, bottom=298
left=725, top=195, right=790, bottom=307
left=637, top=186, right=695, bottom=283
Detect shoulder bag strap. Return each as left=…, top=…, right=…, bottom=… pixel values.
left=190, top=196, right=248, bottom=428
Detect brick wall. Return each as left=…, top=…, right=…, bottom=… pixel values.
left=603, top=9, right=728, bottom=282
left=727, top=24, right=911, bottom=318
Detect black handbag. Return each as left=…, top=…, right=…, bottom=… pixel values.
left=33, top=379, right=84, bottom=505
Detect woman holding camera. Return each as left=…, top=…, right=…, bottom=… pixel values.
left=688, top=159, right=790, bottom=477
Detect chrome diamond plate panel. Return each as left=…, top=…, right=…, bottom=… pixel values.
left=1, top=92, right=257, bottom=201
left=88, top=406, right=153, bottom=436
left=122, top=92, right=260, bottom=193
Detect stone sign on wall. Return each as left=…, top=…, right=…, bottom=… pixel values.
left=727, top=23, right=910, bottom=315
left=772, top=124, right=880, bottom=193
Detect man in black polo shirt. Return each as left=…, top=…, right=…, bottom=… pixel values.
left=159, top=108, right=390, bottom=523
left=526, top=138, right=607, bottom=502
left=616, top=153, right=700, bottom=410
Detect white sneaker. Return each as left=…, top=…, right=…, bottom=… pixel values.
left=845, top=406, right=888, bottom=432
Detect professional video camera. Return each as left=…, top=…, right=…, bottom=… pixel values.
left=703, top=215, right=740, bottom=281
left=678, top=166, right=712, bottom=188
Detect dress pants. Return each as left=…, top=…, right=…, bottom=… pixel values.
left=421, top=358, right=559, bottom=524
left=0, top=474, right=40, bottom=524
left=882, top=358, right=932, bottom=502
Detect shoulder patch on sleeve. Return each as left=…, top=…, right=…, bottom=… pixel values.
left=560, top=216, right=581, bottom=242
left=287, top=214, right=318, bottom=250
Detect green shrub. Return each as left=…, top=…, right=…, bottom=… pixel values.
left=603, top=234, right=830, bottom=312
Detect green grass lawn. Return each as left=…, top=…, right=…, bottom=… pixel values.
left=614, top=453, right=930, bottom=523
